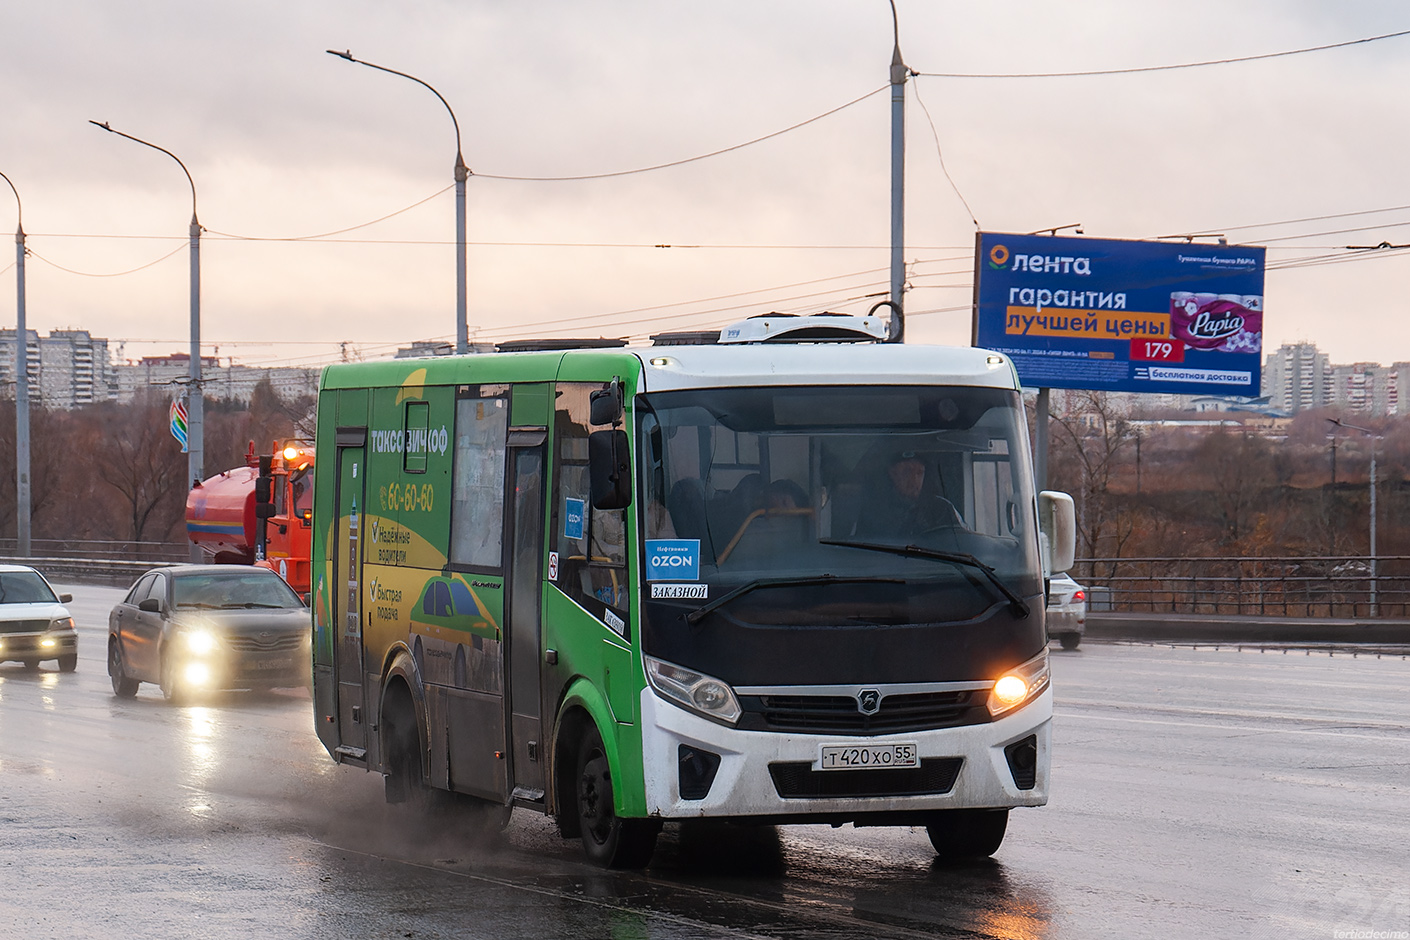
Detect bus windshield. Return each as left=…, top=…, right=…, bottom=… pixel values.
left=638, top=385, right=1042, bottom=625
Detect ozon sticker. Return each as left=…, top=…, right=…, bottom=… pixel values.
left=645, top=539, right=700, bottom=582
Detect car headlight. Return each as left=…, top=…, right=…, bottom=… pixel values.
left=47, top=617, right=75, bottom=632
left=986, top=650, right=1051, bottom=718
left=181, top=630, right=219, bottom=655
left=645, top=655, right=742, bottom=724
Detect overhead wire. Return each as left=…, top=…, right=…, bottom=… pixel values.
left=916, top=28, right=1410, bottom=79
left=911, top=77, right=979, bottom=229
left=204, top=184, right=454, bottom=241
left=27, top=243, right=186, bottom=277
left=473, top=86, right=888, bottom=181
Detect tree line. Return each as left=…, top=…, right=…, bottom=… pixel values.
left=0, top=379, right=312, bottom=550
left=1043, top=390, right=1407, bottom=564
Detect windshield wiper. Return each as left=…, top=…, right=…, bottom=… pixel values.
left=684, top=574, right=905, bottom=625
left=819, top=539, right=1031, bottom=618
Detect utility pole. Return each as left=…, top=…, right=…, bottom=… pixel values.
left=327, top=50, right=470, bottom=354
left=1, top=171, right=30, bottom=556
left=887, top=0, right=907, bottom=342
left=91, top=122, right=204, bottom=561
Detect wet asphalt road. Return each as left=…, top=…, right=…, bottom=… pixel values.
left=1, top=584, right=1407, bottom=940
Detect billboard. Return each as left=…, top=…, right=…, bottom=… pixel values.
left=972, top=232, right=1265, bottom=398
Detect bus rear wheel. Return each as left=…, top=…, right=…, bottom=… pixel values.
left=926, top=809, right=1009, bottom=861
left=574, top=725, right=659, bottom=869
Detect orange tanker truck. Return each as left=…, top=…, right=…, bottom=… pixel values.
left=185, top=441, right=314, bottom=594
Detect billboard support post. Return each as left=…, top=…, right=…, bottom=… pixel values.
left=1035, top=387, right=1049, bottom=494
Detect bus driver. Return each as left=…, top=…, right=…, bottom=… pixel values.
left=858, top=451, right=965, bottom=539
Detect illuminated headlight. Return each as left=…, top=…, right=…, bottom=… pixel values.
left=47, top=617, right=75, bottom=632
left=645, top=655, right=741, bottom=724
left=181, top=630, right=219, bottom=655
left=183, top=662, right=213, bottom=686
left=40, top=637, right=57, bottom=649
left=986, top=651, right=1051, bottom=718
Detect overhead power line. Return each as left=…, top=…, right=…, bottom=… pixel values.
left=917, top=28, right=1410, bottom=79
left=205, top=184, right=453, bottom=242
left=27, top=244, right=186, bottom=277
left=473, top=86, right=888, bottom=181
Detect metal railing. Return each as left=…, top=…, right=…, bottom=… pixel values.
left=1076, top=555, right=1410, bottom=619
left=0, top=538, right=188, bottom=563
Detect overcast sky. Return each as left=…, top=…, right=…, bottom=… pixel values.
left=3, top=1, right=1410, bottom=369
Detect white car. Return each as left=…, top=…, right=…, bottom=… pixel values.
left=0, top=565, right=78, bottom=672
left=1046, top=572, right=1086, bottom=650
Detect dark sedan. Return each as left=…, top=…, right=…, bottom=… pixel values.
left=107, top=565, right=310, bottom=703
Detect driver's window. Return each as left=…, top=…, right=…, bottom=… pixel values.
left=551, top=382, right=630, bottom=633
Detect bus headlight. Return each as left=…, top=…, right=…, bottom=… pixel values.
left=645, top=655, right=742, bottom=725
left=986, top=651, right=1050, bottom=718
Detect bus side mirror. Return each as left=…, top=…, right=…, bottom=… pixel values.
left=588, top=429, right=632, bottom=510
left=589, top=378, right=623, bottom=426
left=1038, top=491, right=1076, bottom=575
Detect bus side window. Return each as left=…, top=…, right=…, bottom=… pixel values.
left=552, top=383, right=630, bottom=624
left=449, top=393, right=509, bottom=569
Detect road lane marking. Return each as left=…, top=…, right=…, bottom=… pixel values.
left=1056, top=709, right=1409, bottom=742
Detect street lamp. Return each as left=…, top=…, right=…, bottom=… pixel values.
left=886, top=0, right=907, bottom=343
left=90, top=122, right=204, bottom=562
left=326, top=50, right=469, bottom=355
left=1327, top=417, right=1378, bottom=616
left=0, top=170, right=31, bottom=556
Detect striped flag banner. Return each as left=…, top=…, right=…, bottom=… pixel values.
left=170, top=396, right=189, bottom=453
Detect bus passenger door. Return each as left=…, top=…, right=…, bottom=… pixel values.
left=506, top=435, right=547, bottom=802
left=333, top=439, right=368, bottom=762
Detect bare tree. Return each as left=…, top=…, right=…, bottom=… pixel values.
left=1047, top=390, right=1137, bottom=571
left=1196, top=428, right=1275, bottom=547
left=93, top=392, right=189, bottom=544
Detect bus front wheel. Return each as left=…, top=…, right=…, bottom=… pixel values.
left=926, top=809, right=1008, bottom=861
left=574, top=725, right=659, bottom=869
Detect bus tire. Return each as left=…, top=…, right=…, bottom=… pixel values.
left=926, top=809, right=1008, bottom=860
left=574, top=724, right=659, bottom=869
left=382, top=682, right=433, bottom=809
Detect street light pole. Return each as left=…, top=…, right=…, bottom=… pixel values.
left=327, top=50, right=469, bottom=354
left=0, top=171, right=30, bottom=556
left=90, top=122, right=204, bottom=562
left=886, top=1, right=907, bottom=343
left=1328, top=418, right=1378, bottom=617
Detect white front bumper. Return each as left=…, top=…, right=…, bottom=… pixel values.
left=640, top=686, right=1051, bottom=820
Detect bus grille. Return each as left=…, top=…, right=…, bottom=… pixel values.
left=0, top=619, right=50, bottom=635
left=738, top=691, right=986, bottom=735
left=769, top=758, right=963, bottom=799
left=224, top=634, right=307, bottom=653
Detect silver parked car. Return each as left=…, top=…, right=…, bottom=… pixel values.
left=0, top=565, right=77, bottom=672
left=1046, top=572, right=1086, bottom=650
left=107, top=565, right=310, bottom=703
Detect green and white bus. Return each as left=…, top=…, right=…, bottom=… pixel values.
left=311, top=314, right=1075, bottom=868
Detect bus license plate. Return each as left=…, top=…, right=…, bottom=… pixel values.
left=818, top=743, right=918, bottom=771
